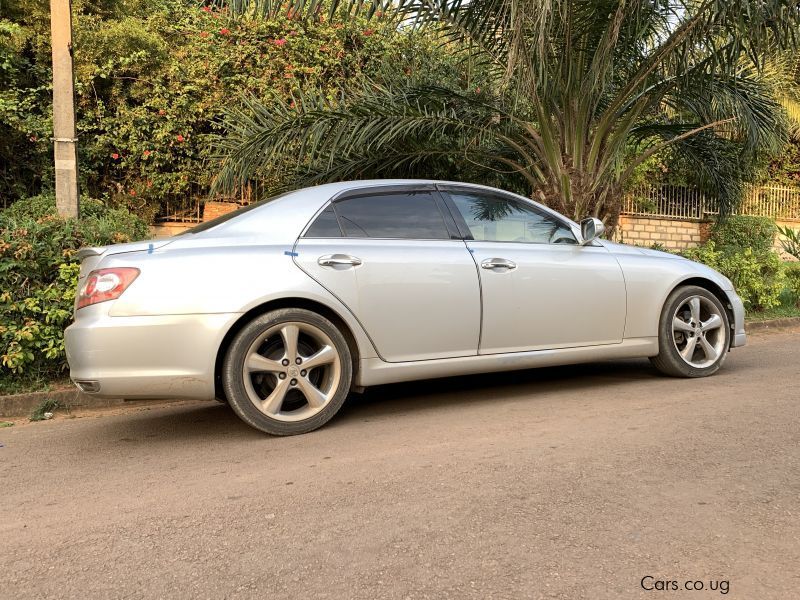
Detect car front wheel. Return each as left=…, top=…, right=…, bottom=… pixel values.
left=650, top=285, right=731, bottom=378
left=222, top=308, right=353, bottom=436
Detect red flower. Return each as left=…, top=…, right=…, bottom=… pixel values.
left=220, top=28, right=231, bottom=36
left=273, top=38, right=287, bottom=46
left=143, top=150, right=152, bottom=157
left=29, top=135, right=38, bottom=142
left=475, top=87, right=481, bottom=94
left=201, top=5, right=211, bottom=12
left=129, top=189, right=136, bottom=197
left=111, top=153, right=119, bottom=160
left=158, top=109, right=166, bottom=116
left=176, top=134, right=185, bottom=142
left=199, top=31, right=209, bottom=38
left=289, top=100, right=296, bottom=108
left=146, top=180, right=153, bottom=188
left=362, top=29, right=375, bottom=36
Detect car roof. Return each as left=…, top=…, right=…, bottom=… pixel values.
left=182, top=180, right=576, bottom=245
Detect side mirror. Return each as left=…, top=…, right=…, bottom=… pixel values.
left=580, top=217, right=605, bottom=245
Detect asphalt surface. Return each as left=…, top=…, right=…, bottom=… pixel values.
left=2, top=329, right=799, bottom=599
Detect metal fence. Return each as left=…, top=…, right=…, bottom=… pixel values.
left=155, top=182, right=264, bottom=223
left=622, top=184, right=800, bottom=221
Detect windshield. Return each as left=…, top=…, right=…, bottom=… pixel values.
left=180, top=192, right=291, bottom=234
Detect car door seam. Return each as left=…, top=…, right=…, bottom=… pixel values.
left=290, top=237, right=386, bottom=362
left=607, top=251, right=630, bottom=339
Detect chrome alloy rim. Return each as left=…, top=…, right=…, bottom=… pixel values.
left=671, top=295, right=726, bottom=368
left=243, top=322, right=341, bottom=422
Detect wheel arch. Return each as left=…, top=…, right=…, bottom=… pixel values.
left=669, top=277, right=735, bottom=333
left=214, top=298, right=362, bottom=401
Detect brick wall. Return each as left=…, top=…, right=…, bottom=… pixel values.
left=615, top=215, right=707, bottom=250
left=616, top=215, right=800, bottom=257
left=202, top=200, right=239, bottom=221
left=150, top=222, right=191, bottom=238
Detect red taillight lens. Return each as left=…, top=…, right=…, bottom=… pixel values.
left=76, top=267, right=140, bottom=310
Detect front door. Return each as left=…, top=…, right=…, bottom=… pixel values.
left=440, top=186, right=626, bottom=354
left=294, top=186, right=481, bottom=362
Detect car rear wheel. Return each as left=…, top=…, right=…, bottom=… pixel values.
left=222, top=308, right=352, bottom=435
left=650, top=285, right=730, bottom=378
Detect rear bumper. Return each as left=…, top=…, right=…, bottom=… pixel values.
left=725, top=289, right=747, bottom=348
left=65, top=306, right=240, bottom=400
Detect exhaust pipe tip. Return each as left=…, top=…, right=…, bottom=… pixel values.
left=74, top=380, right=100, bottom=393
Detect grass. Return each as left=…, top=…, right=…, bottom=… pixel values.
left=747, top=303, right=800, bottom=322
left=0, top=421, right=13, bottom=428
left=746, top=287, right=800, bottom=322
left=0, top=376, right=72, bottom=397
left=30, top=398, right=60, bottom=422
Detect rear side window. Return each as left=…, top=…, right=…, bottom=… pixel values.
left=304, top=206, right=343, bottom=237
left=333, top=191, right=450, bottom=240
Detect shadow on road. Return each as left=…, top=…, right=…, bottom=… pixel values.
left=338, top=358, right=656, bottom=420
left=94, top=358, right=657, bottom=444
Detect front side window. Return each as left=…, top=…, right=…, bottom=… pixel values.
left=447, top=191, right=577, bottom=245
left=332, top=191, right=450, bottom=240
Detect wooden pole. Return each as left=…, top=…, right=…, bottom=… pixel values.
left=50, top=0, right=79, bottom=218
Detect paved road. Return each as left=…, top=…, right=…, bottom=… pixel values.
left=2, top=330, right=799, bottom=599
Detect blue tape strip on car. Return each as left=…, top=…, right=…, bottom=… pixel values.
left=284, top=250, right=298, bottom=257
left=148, top=243, right=154, bottom=254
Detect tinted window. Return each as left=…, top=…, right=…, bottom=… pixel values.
left=334, top=191, right=450, bottom=239
left=305, top=206, right=343, bottom=237
left=448, top=191, right=577, bottom=244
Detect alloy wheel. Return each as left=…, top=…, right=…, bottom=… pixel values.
left=671, top=295, right=727, bottom=368
left=242, top=321, right=342, bottom=422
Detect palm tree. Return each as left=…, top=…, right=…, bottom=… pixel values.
left=213, top=0, right=800, bottom=226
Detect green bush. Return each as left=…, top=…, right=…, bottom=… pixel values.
left=784, top=262, right=800, bottom=305
left=711, top=215, right=777, bottom=252
left=682, top=241, right=786, bottom=310
left=3, top=0, right=467, bottom=214
left=0, top=195, right=148, bottom=388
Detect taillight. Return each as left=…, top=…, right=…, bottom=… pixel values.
left=76, top=267, right=140, bottom=310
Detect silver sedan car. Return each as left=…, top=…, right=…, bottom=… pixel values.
left=65, top=180, right=746, bottom=435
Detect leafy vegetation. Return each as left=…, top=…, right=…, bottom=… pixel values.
left=2, top=0, right=459, bottom=216
left=0, top=195, right=148, bottom=390
left=683, top=242, right=786, bottom=311
left=30, top=397, right=60, bottom=421
left=215, top=0, right=800, bottom=226
left=777, top=225, right=800, bottom=260
left=682, top=216, right=792, bottom=312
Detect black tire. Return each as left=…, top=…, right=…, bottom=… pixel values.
left=650, top=285, right=730, bottom=378
left=222, top=308, right=353, bottom=436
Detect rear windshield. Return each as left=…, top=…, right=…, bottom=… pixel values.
left=181, top=192, right=291, bottom=234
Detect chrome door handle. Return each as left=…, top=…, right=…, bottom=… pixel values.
left=481, top=258, right=517, bottom=270
left=318, top=254, right=362, bottom=267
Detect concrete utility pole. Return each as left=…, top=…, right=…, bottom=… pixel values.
left=50, top=0, right=79, bottom=218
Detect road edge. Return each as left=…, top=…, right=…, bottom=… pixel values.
left=0, top=387, right=127, bottom=419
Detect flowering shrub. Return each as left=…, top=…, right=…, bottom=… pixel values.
left=0, top=195, right=148, bottom=389
left=3, top=0, right=464, bottom=213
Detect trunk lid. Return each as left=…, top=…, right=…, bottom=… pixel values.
left=74, top=240, right=173, bottom=311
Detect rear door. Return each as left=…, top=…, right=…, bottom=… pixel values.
left=294, top=185, right=481, bottom=362
left=440, top=186, right=627, bottom=354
